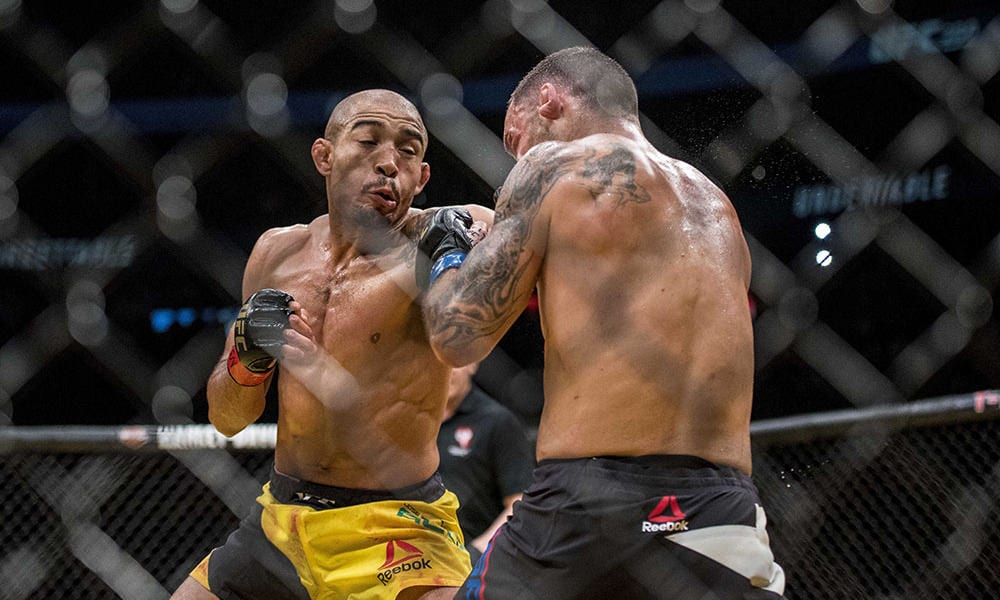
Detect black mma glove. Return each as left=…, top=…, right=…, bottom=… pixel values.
left=227, top=288, right=294, bottom=386
left=417, top=208, right=474, bottom=288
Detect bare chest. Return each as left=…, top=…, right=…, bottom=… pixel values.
left=272, top=258, right=426, bottom=369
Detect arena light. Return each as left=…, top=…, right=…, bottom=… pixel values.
left=160, top=0, right=197, bottom=15
left=814, top=222, right=832, bottom=240
left=156, top=175, right=199, bottom=241
left=815, top=249, right=833, bottom=267
left=856, top=0, right=893, bottom=15
left=335, top=0, right=376, bottom=34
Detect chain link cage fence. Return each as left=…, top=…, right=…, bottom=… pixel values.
left=1, top=393, right=998, bottom=599
left=2, top=0, right=999, bottom=598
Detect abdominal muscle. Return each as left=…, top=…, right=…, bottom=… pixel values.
left=271, top=366, right=446, bottom=490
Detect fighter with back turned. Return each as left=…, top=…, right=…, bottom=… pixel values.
left=422, top=47, right=785, bottom=599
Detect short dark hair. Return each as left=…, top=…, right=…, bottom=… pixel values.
left=510, top=47, right=638, bottom=119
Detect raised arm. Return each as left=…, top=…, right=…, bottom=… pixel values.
left=423, top=145, right=567, bottom=366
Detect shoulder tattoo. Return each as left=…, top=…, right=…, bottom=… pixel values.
left=496, top=143, right=651, bottom=230
left=426, top=144, right=654, bottom=349
left=578, top=145, right=652, bottom=206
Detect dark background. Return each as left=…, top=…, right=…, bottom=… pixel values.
left=0, top=0, right=998, bottom=429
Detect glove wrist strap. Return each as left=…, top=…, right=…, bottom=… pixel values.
left=429, top=252, right=467, bottom=285
left=227, top=346, right=272, bottom=386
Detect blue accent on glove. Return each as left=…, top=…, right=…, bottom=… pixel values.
left=429, top=252, right=467, bottom=285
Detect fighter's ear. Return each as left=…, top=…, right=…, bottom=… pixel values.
left=538, top=82, right=564, bottom=121
left=415, top=162, right=430, bottom=195
left=311, top=138, right=333, bottom=175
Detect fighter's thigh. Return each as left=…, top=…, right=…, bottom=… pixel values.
left=170, top=576, right=219, bottom=600
left=396, top=585, right=459, bottom=600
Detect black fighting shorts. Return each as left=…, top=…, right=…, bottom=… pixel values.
left=457, top=454, right=786, bottom=599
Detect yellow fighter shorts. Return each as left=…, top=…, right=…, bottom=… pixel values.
left=190, top=469, right=471, bottom=600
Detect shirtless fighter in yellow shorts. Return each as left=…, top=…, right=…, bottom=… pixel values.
left=171, top=89, right=492, bottom=600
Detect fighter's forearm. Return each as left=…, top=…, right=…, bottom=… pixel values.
left=206, top=326, right=270, bottom=436
left=471, top=494, right=521, bottom=552
left=206, top=354, right=269, bottom=436
left=423, top=269, right=501, bottom=368
left=419, top=199, right=535, bottom=366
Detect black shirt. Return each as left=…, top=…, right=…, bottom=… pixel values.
left=437, top=385, right=535, bottom=541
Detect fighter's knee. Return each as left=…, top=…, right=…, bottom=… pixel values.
left=170, top=576, right=219, bottom=600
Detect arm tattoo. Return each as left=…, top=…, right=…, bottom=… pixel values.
left=406, top=209, right=437, bottom=241
left=426, top=150, right=562, bottom=349
left=427, top=143, right=650, bottom=352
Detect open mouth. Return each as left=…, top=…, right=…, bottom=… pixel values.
left=363, top=180, right=399, bottom=214
left=369, top=189, right=398, bottom=214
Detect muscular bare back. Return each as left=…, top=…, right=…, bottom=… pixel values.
left=534, top=135, right=754, bottom=472
left=231, top=214, right=450, bottom=490
left=427, top=134, right=755, bottom=474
